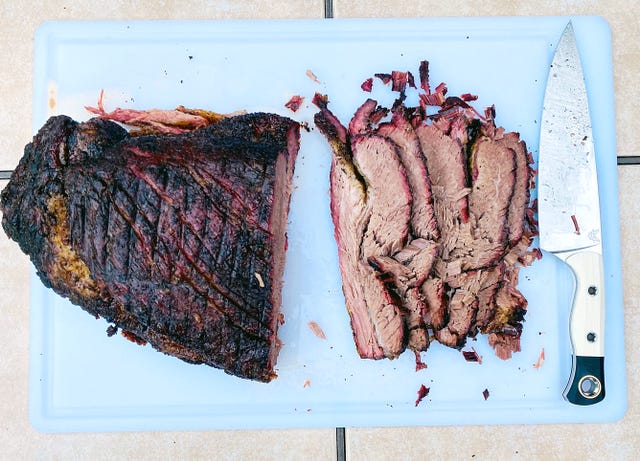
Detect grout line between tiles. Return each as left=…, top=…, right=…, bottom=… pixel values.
left=336, top=427, right=346, bottom=461
left=617, top=156, right=640, bottom=165
left=324, top=0, right=333, bottom=19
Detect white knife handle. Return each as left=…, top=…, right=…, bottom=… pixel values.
left=563, top=250, right=606, bottom=405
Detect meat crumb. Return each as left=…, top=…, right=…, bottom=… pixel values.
left=285, top=95, right=304, bottom=112
left=374, top=73, right=392, bottom=85
left=462, top=347, right=483, bottom=364
left=482, top=388, right=490, bottom=400
left=306, top=69, right=321, bottom=84
left=414, top=350, right=428, bottom=371
left=415, top=384, right=430, bottom=407
left=361, top=77, right=373, bottom=92
left=303, top=379, right=311, bottom=388
left=307, top=321, right=327, bottom=340
left=533, top=348, right=545, bottom=369
left=311, top=92, right=329, bottom=109
left=571, top=214, right=580, bottom=235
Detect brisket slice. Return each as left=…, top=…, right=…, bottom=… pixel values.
left=499, top=131, right=531, bottom=246
left=314, top=106, right=386, bottom=359
left=353, top=134, right=414, bottom=357
left=465, top=135, right=517, bottom=270
left=377, top=109, right=439, bottom=241
left=1, top=112, right=300, bottom=382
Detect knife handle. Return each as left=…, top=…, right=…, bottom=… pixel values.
left=563, top=251, right=606, bottom=405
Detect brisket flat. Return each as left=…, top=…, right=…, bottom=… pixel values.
left=1, top=112, right=300, bottom=382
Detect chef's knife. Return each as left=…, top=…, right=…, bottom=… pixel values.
left=538, top=22, right=605, bottom=405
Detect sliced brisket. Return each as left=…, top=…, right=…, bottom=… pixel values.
left=315, top=61, right=538, bottom=364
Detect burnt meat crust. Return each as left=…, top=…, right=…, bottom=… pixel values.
left=1, top=112, right=300, bottom=382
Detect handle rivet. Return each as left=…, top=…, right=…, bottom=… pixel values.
left=587, top=332, right=597, bottom=342
left=578, top=375, right=602, bottom=399
left=588, top=285, right=598, bottom=296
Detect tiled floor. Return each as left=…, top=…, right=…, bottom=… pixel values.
left=0, top=1, right=638, bottom=459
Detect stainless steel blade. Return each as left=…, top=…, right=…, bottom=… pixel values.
left=538, top=22, right=602, bottom=254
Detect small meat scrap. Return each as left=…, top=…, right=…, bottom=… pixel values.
left=285, top=95, right=305, bottom=112
left=311, top=92, right=329, bottom=110
left=85, top=90, right=233, bottom=135
left=303, top=379, right=311, bottom=388
left=306, top=69, right=321, bottom=84
left=482, top=388, right=490, bottom=400
left=391, top=71, right=409, bottom=92
left=374, top=72, right=393, bottom=85
left=533, top=348, right=545, bottom=369
left=462, top=347, right=483, bottom=364
left=307, top=321, right=327, bottom=340
left=571, top=214, right=581, bottom=235
left=414, top=351, right=428, bottom=371
left=415, top=384, right=430, bottom=407
left=361, top=77, right=374, bottom=92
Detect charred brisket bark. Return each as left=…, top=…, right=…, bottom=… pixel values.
left=1, top=111, right=300, bottom=382
left=315, top=61, right=539, bottom=362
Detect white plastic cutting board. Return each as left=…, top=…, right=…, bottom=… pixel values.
left=28, top=16, right=626, bottom=432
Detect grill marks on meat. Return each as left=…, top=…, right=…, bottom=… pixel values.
left=315, top=61, right=538, bottom=362
left=1, top=112, right=300, bottom=382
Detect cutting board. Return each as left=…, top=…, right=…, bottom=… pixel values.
left=28, top=16, right=626, bottom=432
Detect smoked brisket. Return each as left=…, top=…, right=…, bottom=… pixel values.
left=315, top=61, right=538, bottom=362
left=1, top=111, right=300, bottom=382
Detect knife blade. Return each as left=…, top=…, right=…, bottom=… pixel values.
left=538, top=21, right=605, bottom=405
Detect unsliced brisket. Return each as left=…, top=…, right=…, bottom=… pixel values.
left=1, top=110, right=300, bottom=382
left=315, top=60, right=539, bottom=363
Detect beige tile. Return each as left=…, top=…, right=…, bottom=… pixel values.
left=7, top=429, right=336, bottom=460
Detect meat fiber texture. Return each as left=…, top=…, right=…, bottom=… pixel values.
left=0, top=106, right=300, bottom=382
left=314, top=61, right=539, bottom=363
